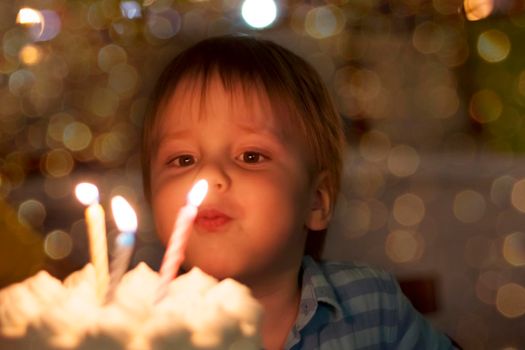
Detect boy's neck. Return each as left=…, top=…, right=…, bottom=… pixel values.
left=249, top=265, right=302, bottom=350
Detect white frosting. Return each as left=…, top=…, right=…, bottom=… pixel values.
left=0, top=270, right=64, bottom=337
left=0, top=264, right=263, bottom=350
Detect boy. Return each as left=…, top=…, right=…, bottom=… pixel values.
left=141, top=35, right=454, bottom=349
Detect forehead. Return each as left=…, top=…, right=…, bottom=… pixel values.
left=156, top=73, right=293, bottom=135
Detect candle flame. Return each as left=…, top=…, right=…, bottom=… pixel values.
left=16, top=7, right=43, bottom=24
left=75, top=183, right=99, bottom=206
left=188, top=179, right=208, bottom=207
left=111, top=196, right=138, bottom=233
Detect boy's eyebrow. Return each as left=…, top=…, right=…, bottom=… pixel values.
left=158, top=129, right=193, bottom=142
left=236, top=121, right=281, bottom=138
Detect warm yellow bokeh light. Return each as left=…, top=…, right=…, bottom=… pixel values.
left=477, top=29, right=511, bottom=63
left=469, top=89, right=502, bottom=124
left=502, top=232, right=525, bottom=266
left=18, top=199, right=46, bottom=228
left=47, top=112, right=75, bottom=144
left=496, top=283, right=525, bottom=318
left=393, top=193, right=425, bottom=227
left=98, top=44, right=127, bottom=73
left=464, top=0, right=494, bottom=21
left=387, top=145, right=420, bottom=177
left=305, top=5, right=345, bottom=39
left=44, top=230, right=73, bottom=260
left=19, top=45, right=43, bottom=66
left=475, top=270, right=507, bottom=305
left=43, top=149, right=74, bottom=178
left=385, top=230, right=423, bottom=263
left=412, top=21, right=444, bottom=54
left=510, top=179, right=525, bottom=213
left=63, top=122, right=92, bottom=151
left=490, top=175, right=516, bottom=207
left=453, top=190, right=486, bottom=223
left=16, top=7, right=43, bottom=24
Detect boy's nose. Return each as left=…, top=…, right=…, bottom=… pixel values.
left=197, top=162, right=231, bottom=192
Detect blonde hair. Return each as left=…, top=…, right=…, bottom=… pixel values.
left=141, top=35, right=346, bottom=257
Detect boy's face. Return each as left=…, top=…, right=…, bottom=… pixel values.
left=149, top=76, right=330, bottom=285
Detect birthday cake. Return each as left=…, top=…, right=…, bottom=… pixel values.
left=0, top=262, right=263, bottom=350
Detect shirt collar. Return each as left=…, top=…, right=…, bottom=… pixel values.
left=285, top=256, right=346, bottom=348
left=300, top=255, right=344, bottom=321
left=288, top=256, right=345, bottom=339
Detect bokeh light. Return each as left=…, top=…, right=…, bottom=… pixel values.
left=490, top=175, right=516, bottom=207
left=477, top=29, right=511, bottom=63
left=475, top=269, right=509, bottom=305
left=42, top=149, right=75, bottom=178
left=469, top=89, right=502, bottom=124
left=387, top=145, right=420, bottom=177
left=146, top=8, right=181, bottom=39
left=453, top=190, right=486, bottom=223
left=98, top=44, right=127, bottom=73
left=496, top=283, right=525, bottom=318
left=241, top=0, right=277, bottom=29
left=385, top=229, right=424, bottom=263
left=464, top=0, right=494, bottom=21
left=412, top=21, right=444, bottom=54
left=29, top=10, right=61, bottom=42
left=121, top=1, right=142, bottom=20
left=17, top=199, right=46, bottom=228
left=63, top=122, right=92, bottom=152
left=305, top=5, right=345, bottom=39
left=44, top=230, right=73, bottom=260
left=393, top=193, right=426, bottom=227
left=19, top=44, right=42, bottom=65
left=511, top=179, right=525, bottom=213
left=502, top=232, right=525, bottom=266
left=16, top=8, right=42, bottom=25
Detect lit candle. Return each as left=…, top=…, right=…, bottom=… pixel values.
left=156, top=179, right=208, bottom=301
left=105, top=195, right=138, bottom=304
left=75, top=182, right=109, bottom=303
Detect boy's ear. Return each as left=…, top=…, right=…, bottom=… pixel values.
left=306, top=171, right=333, bottom=231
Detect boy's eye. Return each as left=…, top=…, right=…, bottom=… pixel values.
left=168, top=155, right=196, bottom=167
left=239, top=151, right=267, bottom=164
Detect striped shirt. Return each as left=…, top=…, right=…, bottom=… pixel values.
left=285, top=256, right=454, bottom=350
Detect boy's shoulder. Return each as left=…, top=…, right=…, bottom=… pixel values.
left=307, top=257, right=398, bottom=292
left=302, top=256, right=401, bottom=316
left=317, top=258, right=394, bottom=283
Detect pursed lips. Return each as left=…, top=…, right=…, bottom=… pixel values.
left=194, top=208, right=232, bottom=231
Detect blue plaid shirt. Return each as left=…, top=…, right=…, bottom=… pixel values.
left=286, top=256, right=454, bottom=349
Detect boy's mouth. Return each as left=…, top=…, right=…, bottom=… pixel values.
left=195, top=209, right=232, bottom=231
